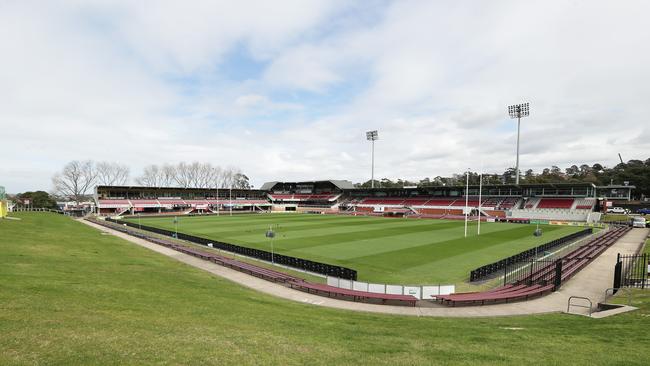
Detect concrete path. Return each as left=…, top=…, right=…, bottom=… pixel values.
left=81, top=219, right=648, bottom=318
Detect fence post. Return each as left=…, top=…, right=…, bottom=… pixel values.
left=528, top=259, right=534, bottom=285
left=643, top=254, right=647, bottom=290
left=553, top=259, right=563, bottom=291
left=613, top=255, right=622, bottom=292
left=503, top=259, right=508, bottom=286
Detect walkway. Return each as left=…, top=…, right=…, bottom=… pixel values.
left=81, top=219, right=648, bottom=317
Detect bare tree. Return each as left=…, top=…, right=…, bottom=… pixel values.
left=220, top=167, right=235, bottom=188
left=134, top=162, right=248, bottom=189
left=136, top=165, right=161, bottom=187
left=160, top=164, right=176, bottom=187
left=52, top=160, right=97, bottom=203
left=96, top=161, right=129, bottom=186
left=188, top=162, right=203, bottom=188
left=209, top=165, right=223, bottom=188
left=173, top=162, right=192, bottom=188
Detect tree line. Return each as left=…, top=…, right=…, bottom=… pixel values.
left=51, top=161, right=250, bottom=203
left=355, top=158, right=650, bottom=199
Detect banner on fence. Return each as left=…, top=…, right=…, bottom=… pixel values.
left=326, top=277, right=455, bottom=300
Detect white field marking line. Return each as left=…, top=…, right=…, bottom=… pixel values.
left=501, top=228, right=609, bottom=281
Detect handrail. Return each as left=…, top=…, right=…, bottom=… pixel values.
left=603, top=287, right=632, bottom=305
left=567, top=296, right=593, bottom=316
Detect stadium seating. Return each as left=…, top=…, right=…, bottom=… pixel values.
left=573, top=198, right=596, bottom=210
left=523, top=197, right=540, bottom=209
left=131, top=199, right=161, bottom=207
left=498, top=197, right=520, bottom=209
left=436, top=226, right=631, bottom=306
left=537, top=198, right=574, bottom=209
left=158, top=199, right=187, bottom=205
left=402, top=198, right=430, bottom=205
left=97, top=199, right=131, bottom=207
left=422, top=199, right=456, bottom=206
left=450, top=199, right=480, bottom=207
left=287, top=281, right=418, bottom=306
left=481, top=197, right=502, bottom=207
left=268, top=193, right=338, bottom=202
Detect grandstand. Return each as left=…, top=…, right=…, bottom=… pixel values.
left=342, top=182, right=601, bottom=222
left=94, top=181, right=617, bottom=223
left=94, top=185, right=271, bottom=216
left=260, top=180, right=353, bottom=212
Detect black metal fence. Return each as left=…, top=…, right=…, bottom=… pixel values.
left=614, top=253, right=648, bottom=289
left=502, top=258, right=556, bottom=286
left=105, top=217, right=358, bottom=280
left=469, top=228, right=593, bottom=282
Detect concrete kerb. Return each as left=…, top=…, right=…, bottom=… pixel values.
left=79, top=219, right=649, bottom=318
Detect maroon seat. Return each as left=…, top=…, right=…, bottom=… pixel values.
left=288, top=281, right=417, bottom=306
left=439, top=226, right=631, bottom=307
left=440, top=284, right=554, bottom=306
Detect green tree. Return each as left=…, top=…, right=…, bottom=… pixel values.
left=16, top=191, right=58, bottom=209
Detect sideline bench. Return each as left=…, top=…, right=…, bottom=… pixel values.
left=438, top=226, right=631, bottom=307
left=288, top=281, right=418, bottom=307
left=436, top=284, right=554, bottom=306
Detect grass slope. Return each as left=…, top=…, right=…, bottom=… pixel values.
left=131, top=214, right=582, bottom=284
left=0, top=213, right=648, bottom=365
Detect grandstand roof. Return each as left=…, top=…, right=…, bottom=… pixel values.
left=95, top=185, right=263, bottom=193
left=595, top=184, right=636, bottom=189
left=356, top=182, right=597, bottom=191
left=260, top=180, right=355, bottom=191
left=259, top=181, right=278, bottom=190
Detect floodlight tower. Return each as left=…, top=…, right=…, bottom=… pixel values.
left=366, top=130, right=379, bottom=188
left=508, top=102, right=530, bottom=185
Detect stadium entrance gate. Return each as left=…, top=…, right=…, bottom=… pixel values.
left=613, top=253, right=649, bottom=290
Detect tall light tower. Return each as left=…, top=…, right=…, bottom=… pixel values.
left=366, top=130, right=379, bottom=188
left=508, top=102, right=530, bottom=185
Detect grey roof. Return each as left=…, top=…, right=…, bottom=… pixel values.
left=259, top=181, right=279, bottom=191
left=596, top=185, right=636, bottom=189
left=260, top=180, right=356, bottom=191
left=328, top=180, right=355, bottom=190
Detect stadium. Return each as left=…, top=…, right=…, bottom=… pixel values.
left=3, top=2, right=650, bottom=365
left=93, top=180, right=628, bottom=288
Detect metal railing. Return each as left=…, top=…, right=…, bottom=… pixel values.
left=105, top=217, right=358, bottom=280
left=603, top=287, right=633, bottom=306
left=470, top=228, right=593, bottom=282
left=567, top=296, right=593, bottom=316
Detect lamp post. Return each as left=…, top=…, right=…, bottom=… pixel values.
left=477, top=172, right=483, bottom=235
left=508, top=102, right=530, bottom=185
left=366, top=130, right=379, bottom=188
left=464, top=170, right=470, bottom=238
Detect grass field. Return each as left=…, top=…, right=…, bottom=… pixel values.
left=128, top=213, right=583, bottom=284
left=1, top=212, right=649, bottom=365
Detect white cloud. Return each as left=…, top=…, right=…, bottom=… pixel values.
left=0, top=1, right=649, bottom=193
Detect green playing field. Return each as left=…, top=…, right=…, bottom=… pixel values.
left=129, top=213, right=583, bottom=284
left=3, top=212, right=648, bottom=365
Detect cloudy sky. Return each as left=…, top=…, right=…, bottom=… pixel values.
left=1, top=0, right=649, bottom=192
